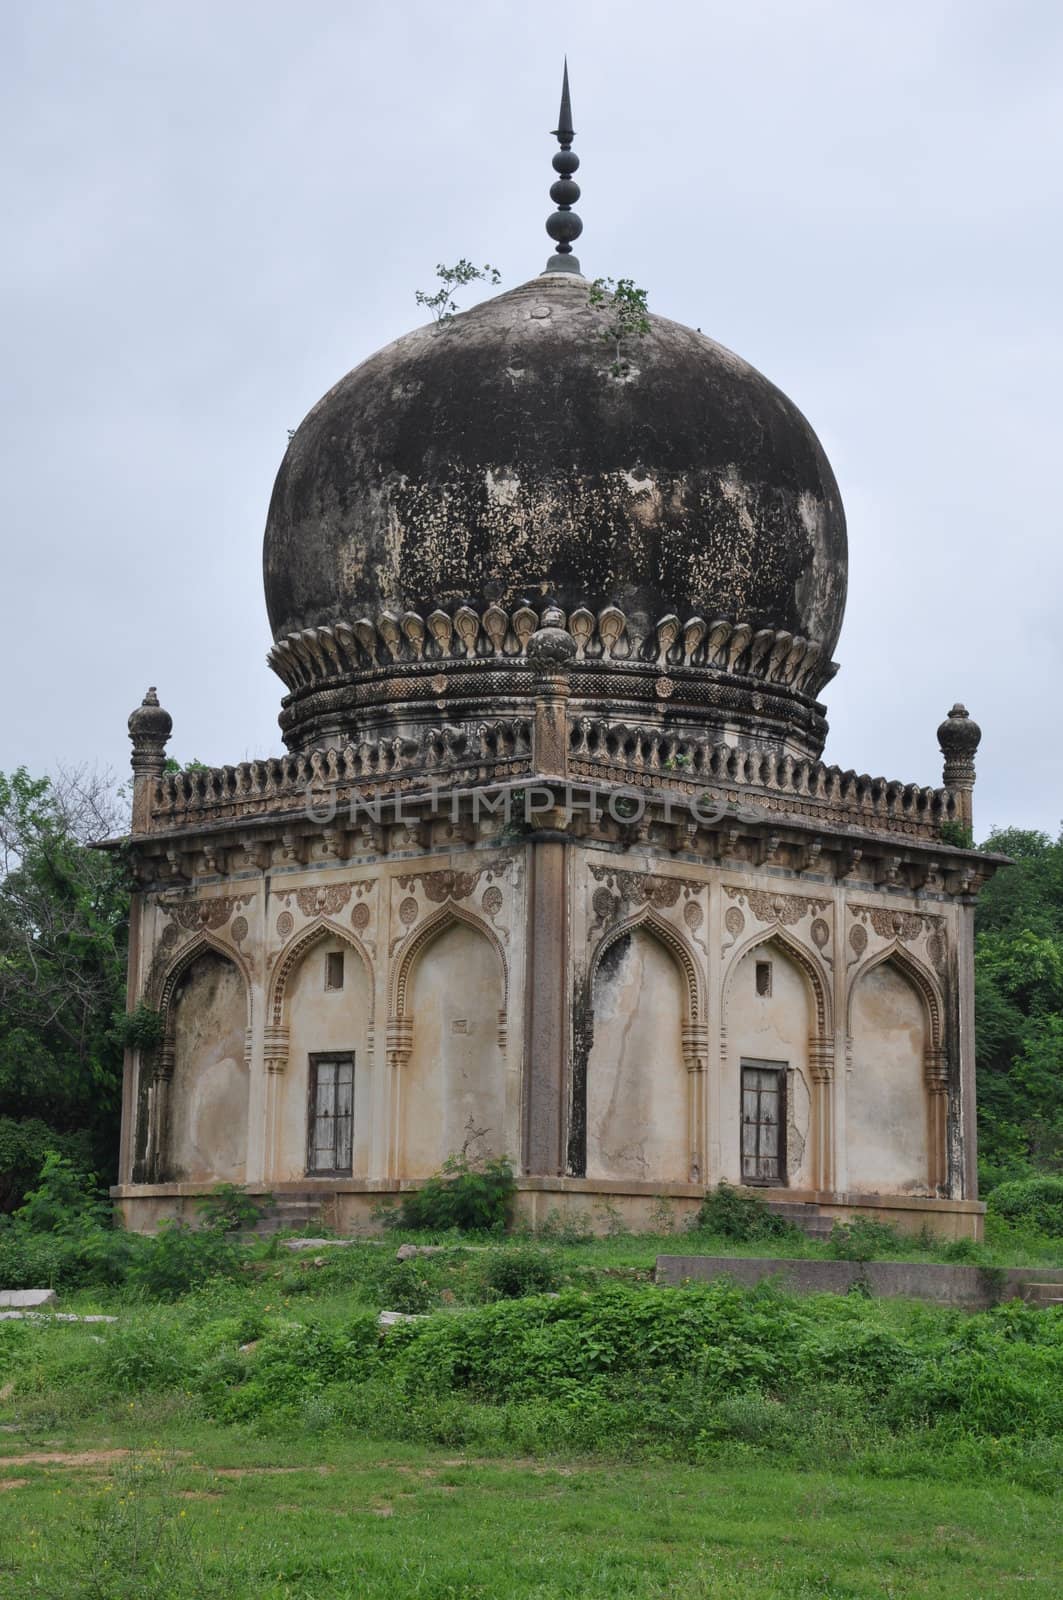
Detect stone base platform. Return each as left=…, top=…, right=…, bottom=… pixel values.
left=112, top=1177, right=985, bottom=1242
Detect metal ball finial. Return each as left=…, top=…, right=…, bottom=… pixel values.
left=545, top=59, right=582, bottom=274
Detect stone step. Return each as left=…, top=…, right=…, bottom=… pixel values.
left=251, top=1195, right=326, bottom=1236
left=760, top=1199, right=834, bottom=1240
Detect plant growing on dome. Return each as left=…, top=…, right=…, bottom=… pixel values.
left=415, top=260, right=502, bottom=325
left=589, top=276, right=651, bottom=376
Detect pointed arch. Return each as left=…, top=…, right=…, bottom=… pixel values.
left=155, top=932, right=252, bottom=1036
left=590, top=907, right=703, bottom=1027
left=846, top=940, right=943, bottom=1053
left=392, top=903, right=508, bottom=1020
left=723, top=923, right=832, bottom=1038
left=270, top=916, right=375, bottom=1027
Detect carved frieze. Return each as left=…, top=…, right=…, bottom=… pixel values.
left=724, top=885, right=828, bottom=927
left=849, top=904, right=948, bottom=974
left=159, top=893, right=253, bottom=932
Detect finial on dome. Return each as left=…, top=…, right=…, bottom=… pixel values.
left=544, top=59, right=583, bottom=275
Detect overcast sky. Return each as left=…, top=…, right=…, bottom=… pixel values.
left=3, top=0, right=1060, bottom=840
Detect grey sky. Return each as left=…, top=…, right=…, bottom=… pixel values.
left=3, top=0, right=1060, bottom=840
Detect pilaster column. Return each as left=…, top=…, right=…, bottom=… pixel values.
left=683, top=1022, right=709, bottom=1184
left=385, top=1017, right=413, bottom=1180
left=807, top=1037, right=835, bottom=1191
left=260, top=1024, right=290, bottom=1180
left=925, top=1046, right=949, bottom=1193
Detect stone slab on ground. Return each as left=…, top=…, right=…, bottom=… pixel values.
left=0, top=1311, right=117, bottom=1323
left=655, top=1255, right=1063, bottom=1310
left=280, top=1238, right=357, bottom=1251
left=0, top=1290, right=57, bottom=1308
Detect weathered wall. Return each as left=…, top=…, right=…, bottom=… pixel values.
left=276, top=931, right=373, bottom=1180
left=848, top=960, right=929, bottom=1193
left=400, top=921, right=509, bottom=1176
left=167, top=951, right=247, bottom=1182
left=722, top=941, right=813, bottom=1187
left=585, top=926, right=688, bottom=1183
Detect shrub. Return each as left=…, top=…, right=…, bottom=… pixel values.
left=0, top=1118, right=96, bottom=1213
left=396, top=1153, right=515, bottom=1234
left=195, top=1183, right=272, bottom=1234
left=484, top=1247, right=561, bottom=1299
left=127, top=1221, right=246, bottom=1300
left=693, top=1182, right=797, bottom=1242
left=15, top=1151, right=107, bottom=1233
left=827, top=1217, right=903, bottom=1261
left=987, top=1176, right=1063, bottom=1237
left=375, top=1259, right=435, bottom=1313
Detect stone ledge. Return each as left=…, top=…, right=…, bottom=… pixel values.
left=655, top=1255, right=1059, bottom=1309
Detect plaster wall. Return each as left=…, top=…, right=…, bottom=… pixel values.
left=400, top=922, right=509, bottom=1176
left=848, top=961, right=929, bottom=1193
left=167, top=952, right=248, bottom=1182
left=722, top=942, right=812, bottom=1187
left=585, top=926, right=688, bottom=1183
left=275, top=932, right=373, bottom=1180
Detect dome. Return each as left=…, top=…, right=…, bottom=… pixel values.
left=263, top=271, right=847, bottom=756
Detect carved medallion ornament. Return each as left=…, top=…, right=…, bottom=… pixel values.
left=684, top=901, right=704, bottom=932
left=230, top=916, right=248, bottom=944
left=481, top=885, right=504, bottom=918
left=725, top=885, right=828, bottom=927
left=721, top=905, right=745, bottom=958
left=276, top=910, right=295, bottom=938
left=848, top=924, right=868, bottom=963
left=811, top=918, right=830, bottom=950
left=851, top=905, right=947, bottom=971
left=351, top=902, right=371, bottom=932
left=160, top=893, right=252, bottom=932
left=398, top=897, right=419, bottom=926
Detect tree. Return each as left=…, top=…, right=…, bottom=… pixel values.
left=974, top=826, right=1063, bottom=1189
left=0, top=767, right=130, bottom=1197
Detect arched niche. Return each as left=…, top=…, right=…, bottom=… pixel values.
left=723, top=934, right=825, bottom=1189
left=272, top=923, right=373, bottom=1180
left=398, top=915, right=509, bottom=1178
left=847, top=955, right=933, bottom=1195
left=164, top=947, right=249, bottom=1183
left=584, top=921, right=690, bottom=1184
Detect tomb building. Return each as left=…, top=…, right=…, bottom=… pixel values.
left=112, top=71, right=1002, bottom=1238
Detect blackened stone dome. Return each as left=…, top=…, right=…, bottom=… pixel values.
left=263, top=271, right=847, bottom=657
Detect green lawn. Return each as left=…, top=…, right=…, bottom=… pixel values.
left=0, top=1423, right=1059, bottom=1599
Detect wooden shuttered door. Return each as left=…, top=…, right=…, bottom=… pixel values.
left=307, top=1053, right=354, bottom=1176
left=741, top=1060, right=787, bottom=1185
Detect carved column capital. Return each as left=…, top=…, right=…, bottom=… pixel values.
left=925, top=1046, right=949, bottom=1094
left=386, top=1015, right=413, bottom=1067
left=264, top=1025, right=290, bottom=1075
left=808, top=1037, right=835, bottom=1083
left=682, top=1022, right=709, bottom=1071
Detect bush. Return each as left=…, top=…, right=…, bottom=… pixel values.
left=15, top=1151, right=107, bottom=1232
left=375, top=1259, right=435, bottom=1313
left=0, top=1118, right=95, bottom=1213
left=483, top=1247, right=561, bottom=1299
left=396, top=1153, right=515, bottom=1234
left=827, top=1217, right=903, bottom=1262
left=693, top=1182, right=798, bottom=1242
left=195, top=1183, right=272, bottom=1234
left=987, top=1176, right=1063, bottom=1237
left=127, top=1222, right=246, bottom=1300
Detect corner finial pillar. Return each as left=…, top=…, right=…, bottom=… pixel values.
left=128, top=687, right=172, bottom=835
left=527, top=625, right=575, bottom=777
left=937, top=703, right=981, bottom=837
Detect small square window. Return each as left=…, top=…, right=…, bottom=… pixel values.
left=324, top=950, right=344, bottom=991
left=755, top=960, right=772, bottom=998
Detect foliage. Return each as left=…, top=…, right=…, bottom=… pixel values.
left=483, top=1246, right=561, bottom=1299
left=415, top=259, right=501, bottom=324
left=112, top=1001, right=163, bottom=1053
left=126, top=1221, right=247, bottom=1301
left=975, top=826, right=1063, bottom=1188
left=195, top=1183, right=272, bottom=1234
left=987, top=1176, right=1063, bottom=1237
left=395, top=1152, right=515, bottom=1234
left=375, top=1259, right=436, bottom=1314
left=827, top=1218, right=905, bottom=1262
left=693, top=1182, right=798, bottom=1242
left=0, top=1116, right=94, bottom=1212
left=15, top=1150, right=108, bottom=1232
left=588, top=276, right=651, bottom=375
left=0, top=766, right=130, bottom=1195
left=940, top=819, right=974, bottom=848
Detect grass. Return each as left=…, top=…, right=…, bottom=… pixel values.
left=0, top=1424, right=1059, bottom=1599
left=1, top=1217, right=1060, bottom=1595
